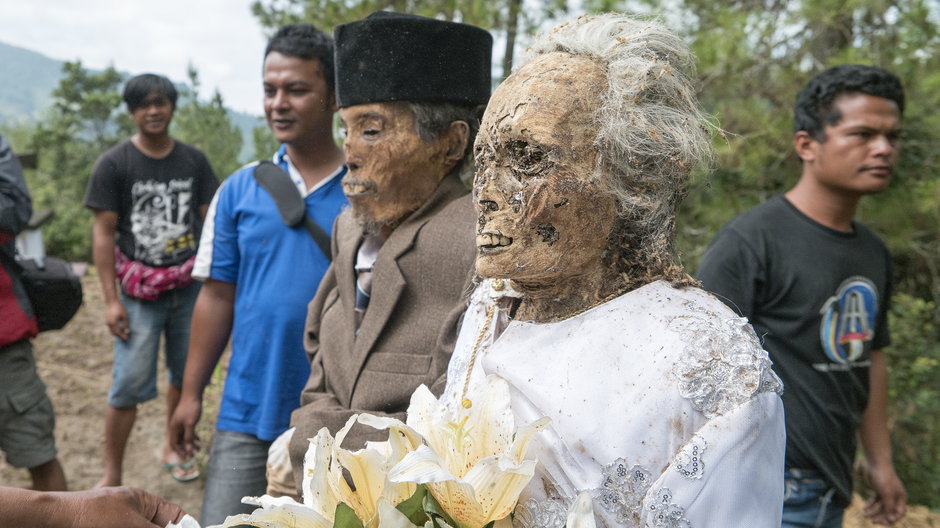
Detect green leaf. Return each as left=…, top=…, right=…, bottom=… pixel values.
left=333, top=502, right=365, bottom=528
left=396, top=484, right=431, bottom=526
left=423, top=488, right=460, bottom=528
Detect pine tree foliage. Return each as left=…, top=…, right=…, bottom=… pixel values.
left=172, top=66, right=244, bottom=179
left=251, top=0, right=570, bottom=78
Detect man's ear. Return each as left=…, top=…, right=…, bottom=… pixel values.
left=793, top=130, right=819, bottom=163
left=444, top=121, right=470, bottom=163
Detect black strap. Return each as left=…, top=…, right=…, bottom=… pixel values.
left=253, top=160, right=332, bottom=261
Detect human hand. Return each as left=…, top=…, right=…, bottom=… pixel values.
left=51, top=486, right=185, bottom=528
left=168, top=396, right=202, bottom=460
left=864, top=464, right=907, bottom=525
left=105, top=299, right=130, bottom=340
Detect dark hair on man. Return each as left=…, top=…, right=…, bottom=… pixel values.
left=123, top=73, right=178, bottom=111
left=794, top=64, right=904, bottom=140
left=264, top=24, right=335, bottom=94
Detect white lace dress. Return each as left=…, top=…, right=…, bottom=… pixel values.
left=442, top=280, right=785, bottom=527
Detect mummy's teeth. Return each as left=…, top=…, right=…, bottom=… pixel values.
left=476, top=233, right=512, bottom=247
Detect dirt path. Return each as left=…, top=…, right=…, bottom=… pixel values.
left=1, top=269, right=937, bottom=525
left=0, top=270, right=221, bottom=518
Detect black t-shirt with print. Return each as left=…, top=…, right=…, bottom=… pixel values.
left=84, top=139, right=219, bottom=267
left=696, top=195, right=892, bottom=508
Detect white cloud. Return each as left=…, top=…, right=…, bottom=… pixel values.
left=0, top=0, right=267, bottom=114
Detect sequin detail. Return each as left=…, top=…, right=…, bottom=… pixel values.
left=646, top=488, right=691, bottom=527
left=511, top=458, right=691, bottom=528
left=674, top=436, right=706, bottom=479
left=670, top=315, right=783, bottom=418
left=513, top=497, right=569, bottom=528
left=590, top=459, right=654, bottom=526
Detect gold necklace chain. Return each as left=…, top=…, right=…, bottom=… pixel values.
left=460, top=303, right=497, bottom=409
left=458, top=289, right=622, bottom=409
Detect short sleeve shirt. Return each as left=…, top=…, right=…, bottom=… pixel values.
left=696, top=195, right=892, bottom=506
left=192, top=145, right=348, bottom=440
left=84, top=139, right=218, bottom=267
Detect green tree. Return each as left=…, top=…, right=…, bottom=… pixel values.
left=252, top=123, right=280, bottom=161
left=251, top=0, right=570, bottom=78
left=27, top=61, right=131, bottom=260
left=172, top=66, right=244, bottom=179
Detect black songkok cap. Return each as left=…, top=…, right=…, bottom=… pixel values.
left=334, top=11, right=493, bottom=108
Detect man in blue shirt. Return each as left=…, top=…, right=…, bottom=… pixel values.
left=167, top=24, right=346, bottom=525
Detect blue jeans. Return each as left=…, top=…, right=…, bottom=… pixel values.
left=199, top=430, right=272, bottom=526
left=782, top=468, right=844, bottom=528
left=108, top=283, right=199, bottom=407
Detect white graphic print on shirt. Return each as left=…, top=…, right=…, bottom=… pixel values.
left=130, top=178, right=195, bottom=265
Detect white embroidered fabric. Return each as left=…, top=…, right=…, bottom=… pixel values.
left=442, top=280, right=786, bottom=527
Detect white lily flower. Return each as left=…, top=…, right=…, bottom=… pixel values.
left=326, top=415, right=423, bottom=528
left=211, top=418, right=422, bottom=528
left=213, top=494, right=331, bottom=528
left=388, top=377, right=549, bottom=528
left=301, top=427, right=341, bottom=521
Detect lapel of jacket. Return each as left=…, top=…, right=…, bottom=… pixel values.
left=345, top=176, right=469, bottom=400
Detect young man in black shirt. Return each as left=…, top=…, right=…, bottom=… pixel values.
left=84, top=74, right=218, bottom=488
left=697, top=65, right=907, bottom=526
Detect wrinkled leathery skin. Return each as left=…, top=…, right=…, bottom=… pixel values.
left=341, top=101, right=457, bottom=236
left=473, top=53, right=625, bottom=322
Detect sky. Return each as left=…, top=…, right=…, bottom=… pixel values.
left=0, top=0, right=268, bottom=115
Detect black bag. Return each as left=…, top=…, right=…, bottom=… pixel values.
left=17, top=256, right=83, bottom=332
left=253, top=160, right=332, bottom=261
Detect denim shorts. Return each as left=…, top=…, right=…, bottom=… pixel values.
left=782, top=468, right=844, bottom=528
left=0, top=340, right=58, bottom=469
left=108, top=282, right=200, bottom=408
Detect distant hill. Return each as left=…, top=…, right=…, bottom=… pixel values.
left=0, top=40, right=262, bottom=162
left=0, top=42, right=62, bottom=121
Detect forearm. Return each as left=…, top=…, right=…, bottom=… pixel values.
left=91, top=218, right=120, bottom=304
left=0, top=487, right=59, bottom=528
left=859, top=349, right=894, bottom=470
left=180, top=279, right=235, bottom=400
left=1, top=486, right=185, bottom=528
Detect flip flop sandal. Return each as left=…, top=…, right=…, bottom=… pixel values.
left=163, top=460, right=200, bottom=483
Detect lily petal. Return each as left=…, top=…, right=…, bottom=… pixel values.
left=302, top=428, right=340, bottom=519
left=216, top=496, right=333, bottom=528
left=389, top=445, right=456, bottom=484
left=566, top=492, right=597, bottom=528
left=461, top=457, right=538, bottom=522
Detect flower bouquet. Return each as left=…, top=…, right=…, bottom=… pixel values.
left=198, top=376, right=594, bottom=528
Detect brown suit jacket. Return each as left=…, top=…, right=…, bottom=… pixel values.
left=288, top=175, right=475, bottom=487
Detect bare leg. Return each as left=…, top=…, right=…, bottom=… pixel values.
left=95, top=404, right=136, bottom=488
left=29, top=458, right=67, bottom=491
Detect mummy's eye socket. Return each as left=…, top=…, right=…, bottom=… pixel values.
left=507, top=140, right=550, bottom=179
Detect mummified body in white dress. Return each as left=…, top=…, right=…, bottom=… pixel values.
left=445, top=14, right=787, bottom=528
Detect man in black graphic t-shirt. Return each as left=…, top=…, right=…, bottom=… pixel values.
left=698, top=65, right=907, bottom=526
left=84, top=73, right=218, bottom=488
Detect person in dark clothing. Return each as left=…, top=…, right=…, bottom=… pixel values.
left=697, top=64, right=907, bottom=527
left=0, top=133, right=67, bottom=491
left=84, top=73, right=218, bottom=488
